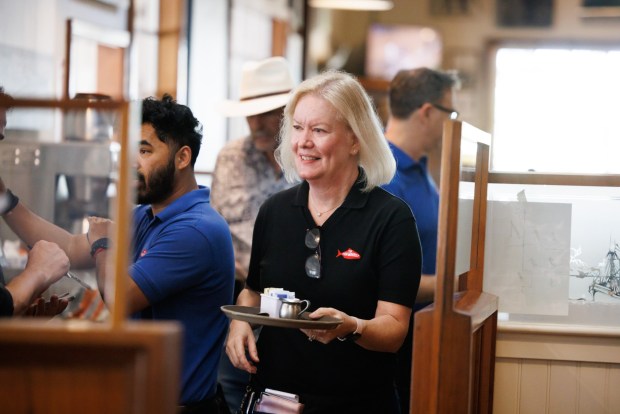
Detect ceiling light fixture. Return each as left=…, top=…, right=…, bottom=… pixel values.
left=309, top=0, right=394, bottom=11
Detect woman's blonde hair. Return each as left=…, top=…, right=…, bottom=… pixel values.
left=275, top=70, right=396, bottom=192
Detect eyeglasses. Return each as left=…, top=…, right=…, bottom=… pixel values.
left=431, top=103, right=459, bottom=120
left=305, top=228, right=321, bottom=279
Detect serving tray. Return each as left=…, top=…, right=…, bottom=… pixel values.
left=221, top=305, right=342, bottom=329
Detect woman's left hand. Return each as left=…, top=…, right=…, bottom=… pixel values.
left=24, top=294, right=70, bottom=318
left=300, top=307, right=351, bottom=344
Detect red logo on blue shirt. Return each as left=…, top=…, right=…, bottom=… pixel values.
left=140, top=249, right=147, bottom=257
left=336, top=248, right=361, bottom=260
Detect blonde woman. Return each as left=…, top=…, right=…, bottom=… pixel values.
left=226, top=71, right=422, bottom=413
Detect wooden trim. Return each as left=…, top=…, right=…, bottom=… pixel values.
left=489, top=171, right=620, bottom=187
left=157, top=0, right=185, bottom=98
left=0, top=97, right=124, bottom=110
left=358, top=77, right=390, bottom=92
left=272, top=18, right=288, bottom=56
left=109, top=101, right=132, bottom=325
left=454, top=291, right=498, bottom=330
left=64, top=19, right=72, bottom=100
left=467, top=143, right=489, bottom=292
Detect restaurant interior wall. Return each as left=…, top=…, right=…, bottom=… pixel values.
left=313, top=0, right=620, bottom=130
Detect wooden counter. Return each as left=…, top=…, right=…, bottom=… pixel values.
left=0, top=319, right=182, bottom=414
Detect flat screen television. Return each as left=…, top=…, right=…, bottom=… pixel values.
left=364, top=23, right=442, bottom=80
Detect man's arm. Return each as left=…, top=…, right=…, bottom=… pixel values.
left=92, top=249, right=150, bottom=315
left=2, top=200, right=92, bottom=269
left=415, top=274, right=436, bottom=304
left=4, top=240, right=70, bottom=315
left=415, top=273, right=464, bottom=304
left=88, top=217, right=150, bottom=315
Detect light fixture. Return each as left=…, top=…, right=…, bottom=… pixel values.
left=309, top=0, right=394, bottom=11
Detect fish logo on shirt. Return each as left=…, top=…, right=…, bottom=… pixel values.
left=336, top=248, right=361, bottom=260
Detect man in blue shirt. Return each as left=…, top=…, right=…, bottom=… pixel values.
left=382, top=67, right=458, bottom=414
left=1, top=95, right=235, bottom=412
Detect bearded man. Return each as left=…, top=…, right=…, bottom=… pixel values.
left=0, top=94, right=234, bottom=413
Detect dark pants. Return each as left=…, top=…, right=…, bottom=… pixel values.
left=395, top=315, right=413, bottom=414
left=178, top=384, right=231, bottom=414
left=395, top=304, right=431, bottom=414
left=219, top=279, right=254, bottom=413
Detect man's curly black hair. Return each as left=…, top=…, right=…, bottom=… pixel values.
left=141, top=93, right=203, bottom=166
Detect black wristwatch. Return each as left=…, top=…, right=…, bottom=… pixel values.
left=338, top=330, right=362, bottom=342
left=90, top=237, right=109, bottom=258
left=337, top=316, right=363, bottom=342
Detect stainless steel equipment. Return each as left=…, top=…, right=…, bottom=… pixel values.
left=0, top=140, right=117, bottom=312
left=0, top=141, right=116, bottom=235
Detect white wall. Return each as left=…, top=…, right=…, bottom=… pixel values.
left=0, top=0, right=130, bottom=141
left=0, top=0, right=128, bottom=98
left=187, top=0, right=228, bottom=182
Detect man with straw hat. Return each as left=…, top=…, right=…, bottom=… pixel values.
left=212, top=56, right=296, bottom=413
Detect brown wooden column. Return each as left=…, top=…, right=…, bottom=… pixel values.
left=157, top=0, right=185, bottom=98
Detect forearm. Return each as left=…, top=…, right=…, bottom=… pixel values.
left=415, top=274, right=436, bottom=304
left=3, top=203, right=92, bottom=268
left=94, top=250, right=109, bottom=300
left=352, top=313, right=410, bottom=353
left=5, top=270, right=45, bottom=315
left=236, top=287, right=260, bottom=307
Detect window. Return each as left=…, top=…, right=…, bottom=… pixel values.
left=491, top=45, right=620, bottom=174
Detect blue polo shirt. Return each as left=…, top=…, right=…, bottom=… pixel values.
left=130, top=186, right=234, bottom=404
left=382, top=142, right=439, bottom=276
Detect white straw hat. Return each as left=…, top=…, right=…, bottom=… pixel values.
left=219, top=57, right=294, bottom=117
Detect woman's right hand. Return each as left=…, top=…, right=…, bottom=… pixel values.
left=225, top=319, right=259, bottom=374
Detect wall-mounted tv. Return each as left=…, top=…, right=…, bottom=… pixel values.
left=364, top=23, right=442, bottom=80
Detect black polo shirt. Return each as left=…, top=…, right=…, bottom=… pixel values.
left=247, top=178, right=422, bottom=397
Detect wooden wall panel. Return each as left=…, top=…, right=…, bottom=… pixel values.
left=578, top=363, right=608, bottom=413
left=609, top=366, right=620, bottom=411
left=548, top=362, right=578, bottom=413
left=493, top=359, right=520, bottom=414
left=519, top=360, right=548, bottom=414
left=494, top=342, right=620, bottom=414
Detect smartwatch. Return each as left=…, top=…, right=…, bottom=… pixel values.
left=0, top=189, right=19, bottom=216
left=90, top=237, right=109, bottom=258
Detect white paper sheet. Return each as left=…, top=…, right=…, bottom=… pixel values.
left=483, top=200, right=571, bottom=315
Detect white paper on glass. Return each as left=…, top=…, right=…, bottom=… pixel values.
left=483, top=200, right=572, bottom=315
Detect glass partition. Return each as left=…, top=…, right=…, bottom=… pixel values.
left=484, top=182, right=620, bottom=328
left=0, top=98, right=134, bottom=322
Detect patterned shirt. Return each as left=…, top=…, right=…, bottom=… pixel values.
left=211, top=136, right=292, bottom=280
